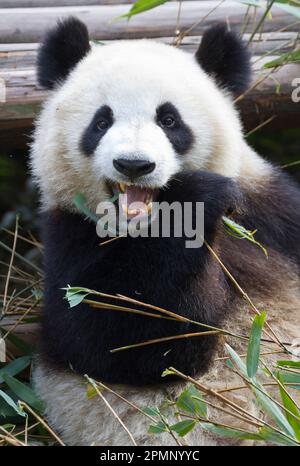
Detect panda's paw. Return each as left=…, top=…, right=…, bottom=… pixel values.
left=160, top=170, right=240, bottom=216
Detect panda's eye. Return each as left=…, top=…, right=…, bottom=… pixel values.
left=96, top=119, right=109, bottom=131
left=159, top=114, right=176, bottom=129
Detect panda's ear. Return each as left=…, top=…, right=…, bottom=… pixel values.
left=195, top=23, right=251, bottom=96
left=37, top=17, right=91, bottom=89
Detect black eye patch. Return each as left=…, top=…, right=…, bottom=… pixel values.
left=80, top=105, right=114, bottom=156
left=156, top=102, right=194, bottom=155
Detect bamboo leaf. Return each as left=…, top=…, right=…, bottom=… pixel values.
left=223, top=216, right=268, bottom=256
left=0, top=389, right=26, bottom=418
left=0, top=356, right=31, bottom=384
left=161, top=368, right=177, bottom=377
left=264, top=49, right=300, bottom=68
left=277, top=360, right=300, bottom=368
left=86, top=383, right=97, bottom=400
left=2, top=374, right=44, bottom=413
left=170, top=419, right=197, bottom=437
left=143, top=406, right=160, bottom=417
left=202, top=423, right=262, bottom=440
left=279, top=372, right=300, bottom=389
left=247, top=312, right=266, bottom=379
left=257, top=426, right=299, bottom=446
left=0, top=395, right=19, bottom=418
left=277, top=372, right=300, bottom=441
left=176, top=384, right=207, bottom=418
left=148, top=421, right=168, bottom=434
left=1, top=423, right=15, bottom=431
left=225, top=343, right=248, bottom=376
left=120, top=0, right=169, bottom=19
left=63, top=286, right=92, bottom=308
left=252, top=386, right=296, bottom=437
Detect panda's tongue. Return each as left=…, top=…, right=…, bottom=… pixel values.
left=124, top=186, right=152, bottom=204
left=119, top=185, right=153, bottom=218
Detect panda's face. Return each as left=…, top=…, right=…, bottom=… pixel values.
left=32, top=29, right=247, bottom=213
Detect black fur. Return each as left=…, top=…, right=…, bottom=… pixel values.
left=40, top=171, right=238, bottom=385
left=156, top=102, right=194, bottom=155
left=195, top=24, right=251, bottom=96
left=40, top=168, right=300, bottom=386
left=81, top=105, right=114, bottom=156
left=235, top=169, right=300, bottom=268
left=37, top=17, right=90, bottom=89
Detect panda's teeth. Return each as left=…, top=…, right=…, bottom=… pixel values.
left=145, top=194, right=152, bottom=205
left=147, top=202, right=153, bottom=214
left=119, top=183, right=127, bottom=193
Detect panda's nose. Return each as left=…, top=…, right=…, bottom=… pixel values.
left=113, top=158, right=156, bottom=179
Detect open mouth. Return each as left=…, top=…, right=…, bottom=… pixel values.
left=109, top=182, right=158, bottom=219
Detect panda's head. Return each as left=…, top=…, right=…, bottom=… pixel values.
left=31, top=18, right=251, bottom=213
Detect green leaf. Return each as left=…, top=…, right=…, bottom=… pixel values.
left=90, top=40, right=105, bottom=46
left=148, top=421, right=168, bottom=434
left=202, top=423, right=262, bottom=440
left=143, top=406, right=160, bottom=417
left=1, top=423, right=16, bottom=431
left=2, top=374, right=44, bottom=413
left=252, top=386, right=295, bottom=437
left=86, top=383, right=97, bottom=400
left=226, top=359, right=234, bottom=370
left=225, top=344, right=247, bottom=376
left=170, top=419, right=197, bottom=437
left=202, top=423, right=299, bottom=446
left=277, top=360, right=300, bottom=369
left=161, top=367, right=177, bottom=377
left=120, top=0, right=169, bottom=19
left=222, top=216, right=268, bottom=256
left=226, top=343, right=296, bottom=437
left=0, top=395, right=19, bottom=418
left=277, top=373, right=300, bottom=441
left=257, top=426, right=299, bottom=446
left=279, top=372, right=300, bottom=389
left=0, top=389, right=26, bottom=418
left=63, top=285, right=92, bottom=308
left=0, top=356, right=32, bottom=384
left=176, top=384, right=207, bottom=418
left=67, top=292, right=89, bottom=308
left=246, top=312, right=266, bottom=379
left=274, top=0, right=300, bottom=5
left=264, top=49, right=300, bottom=68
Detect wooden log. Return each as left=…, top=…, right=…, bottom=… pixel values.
left=0, top=32, right=298, bottom=71
left=1, top=317, right=40, bottom=354
left=1, top=0, right=131, bottom=6
left=238, top=59, right=300, bottom=130
left=0, top=2, right=297, bottom=43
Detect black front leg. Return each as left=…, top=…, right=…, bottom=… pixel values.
left=41, top=171, right=239, bottom=385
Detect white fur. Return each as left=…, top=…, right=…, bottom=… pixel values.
left=30, top=40, right=270, bottom=213
left=33, top=361, right=219, bottom=446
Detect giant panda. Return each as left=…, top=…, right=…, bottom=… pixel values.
left=30, top=17, right=300, bottom=446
